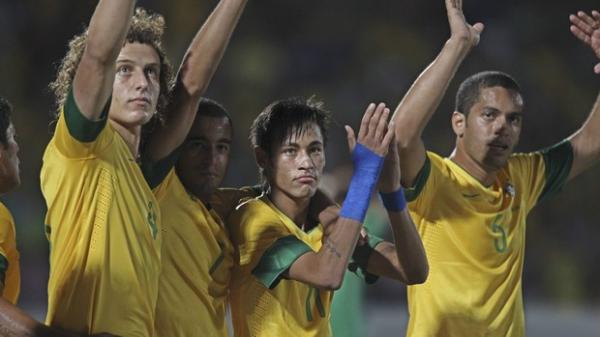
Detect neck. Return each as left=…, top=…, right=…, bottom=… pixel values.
left=449, top=145, right=497, bottom=187
left=109, top=119, right=142, bottom=159
left=269, top=188, right=310, bottom=226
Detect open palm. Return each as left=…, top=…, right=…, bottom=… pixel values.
left=570, top=10, right=600, bottom=73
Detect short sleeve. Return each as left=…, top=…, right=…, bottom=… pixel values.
left=252, top=235, right=312, bottom=289
left=52, top=87, right=111, bottom=158
left=537, top=140, right=573, bottom=203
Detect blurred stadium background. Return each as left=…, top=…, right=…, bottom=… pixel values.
left=1, top=0, right=599, bottom=335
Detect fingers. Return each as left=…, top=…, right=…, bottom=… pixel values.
left=571, top=24, right=592, bottom=44
left=595, top=62, right=600, bottom=74
left=473, top=22, right=485, bottom=34
left=381, top=121, right=396, bottom=150
left=593, top=10, right=600, bottom=21
left=374, top=107, right=391, bottom=141
left=345, top=125, right=357, bottom=153
left=368, top=103, right=386, bottom=141
left=570, top=14, right=595, bottom=35
left=358, top=103, right=376, bottom=141
left=578, top=11, right=597, bottom=28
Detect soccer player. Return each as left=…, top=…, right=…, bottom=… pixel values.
left=228, top=99, right=428, bottom=337
left=0, top=97, right=20, bottom=306
left=390, top=1, right=600, bottom=335
left=40, top=0, right=241, bottom=335
left=153, top=99, right=255, bottom=337
left=0, top=98, right=115, bottom=337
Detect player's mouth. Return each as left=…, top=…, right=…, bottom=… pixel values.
left=129, top=97, right=151, bottom=106
left=295, top=175, right=316, bottom=184
left=488, top=140, right=509, bottom=152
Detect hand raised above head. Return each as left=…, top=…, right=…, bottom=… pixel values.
left=569, top=10, right=600, bottom=73
left=445, top=0, right=484, bottom=49
left=345, top=102, right=395, bottom=157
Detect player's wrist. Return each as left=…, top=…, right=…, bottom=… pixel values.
left=379, top=187, right=407, bottom=213
left=340, top=144, right=384, bottom=222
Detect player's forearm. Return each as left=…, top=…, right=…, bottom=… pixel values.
left=177, top=0, right=248, bottom=97
left=85, top=0, right=135, bottom=65
left=0, top=298, right=63, bottom=337
left=72, top=0, right=135, bottom=121
left=287, top=217, right=362, bottom=290
left=385, top=209, right=428, bottom=284
left=568, top=91, right=600, bottom=179
left=392, top=38, right=471, bottom=148
left=146, top=0, right=247, bottom=161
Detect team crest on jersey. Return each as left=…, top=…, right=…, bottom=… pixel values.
left=147, top=201, right=158, bottom=239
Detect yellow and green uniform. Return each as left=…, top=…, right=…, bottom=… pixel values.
left=40, top=89, right=161, bottom=337
left=154, top=170, right=255, bottom=337
left=0, top=201, right=19, bottom=304
left=228, top=195, right=381, bottom=337
left=405, top=141, right=573, bottom=337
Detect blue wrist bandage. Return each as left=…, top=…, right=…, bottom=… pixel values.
left=379, top=188, right=407, bottom=212
left=340, top=143, right=384, bottom=222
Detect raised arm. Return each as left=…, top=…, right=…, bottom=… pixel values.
left=567, top=10, right=600, bottom=180
left=73, top=0, right=135, bottom=120
left=144, top=0, right=248, bottom=162
left=285, top=103, right=395, bottom=290
left=392, top=0, right=483, bottom=187
left=363, top=142, right=428, bottom=284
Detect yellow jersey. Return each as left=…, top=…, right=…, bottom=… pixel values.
left=0, top=201, right=19, bottom=304
left=405, top=141, right=572, bottom=337
left=41, top=89, right=161, bottom=337
left=154, top=170, right=255, bottom=337
left=228, top=195, right=334, bottom=337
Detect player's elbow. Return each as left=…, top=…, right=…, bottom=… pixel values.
left=313, top=269, right=344, bottom=291
left=404, top=265, right=429, bottom=285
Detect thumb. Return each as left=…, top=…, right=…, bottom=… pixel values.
left=345, top=125, right=356, bottom=153
left=473, top=22, right=485, bottom=34
left=595, top=62, right=600, bottom=74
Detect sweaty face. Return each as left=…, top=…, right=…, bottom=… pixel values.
left=266, top=123, right=325, bottom=202
left=460, top=86, right=524, bottom=170
left=176, top=116, right=232, bottom=203
left=0, top=124, right=20, bottom=193
left=109, top=42, right=161, bottom=128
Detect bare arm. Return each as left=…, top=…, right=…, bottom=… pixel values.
left=285, top=103, right=395, bottom=290
left=366, top=142, right=428, bottom=284
left=567, top=10, right=600, bottom=180
left=73, top=0, right=135, bottom=120
left=392, top=0, right=483, bottom=187
left=145, top=0, right=248, bottom=162
left=0, top=298, right=115, bottom=337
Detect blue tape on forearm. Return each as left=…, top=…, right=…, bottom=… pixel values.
left=379, top=188, right=407, bottom=212
left=340, top=144, right=384, bottom=222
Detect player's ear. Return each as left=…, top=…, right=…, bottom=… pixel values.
left=254, top=147, right=268, bottom=170
left=451, top=111, right=466, bottom=138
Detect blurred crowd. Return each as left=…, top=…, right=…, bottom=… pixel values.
left=0, top=0, right=598, bottom=311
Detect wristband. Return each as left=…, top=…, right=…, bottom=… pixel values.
left=340, top=143, right=384, bottom=222
left=379, top=188, right=407, bottom=212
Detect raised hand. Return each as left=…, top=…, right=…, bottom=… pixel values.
left=446, top=0, right=484, bottom=48
left=345, top=103, right=395, bottom=157
left=569, top=10, right=600, bottom=74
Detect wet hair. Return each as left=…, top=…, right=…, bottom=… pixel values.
left=455, top=71, right=522, bottom=116
left=250, top=97, right=331, bottom=157
left=0, top=96, right=13, bottom=145
left=196, top=98, right=233, bottom=133
left=50, top=7, right=174, bottom=122
left=249, top=97, right=331, bottom=189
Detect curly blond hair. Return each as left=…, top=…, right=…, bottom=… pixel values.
left=50, top=7, right=174, bottom=123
